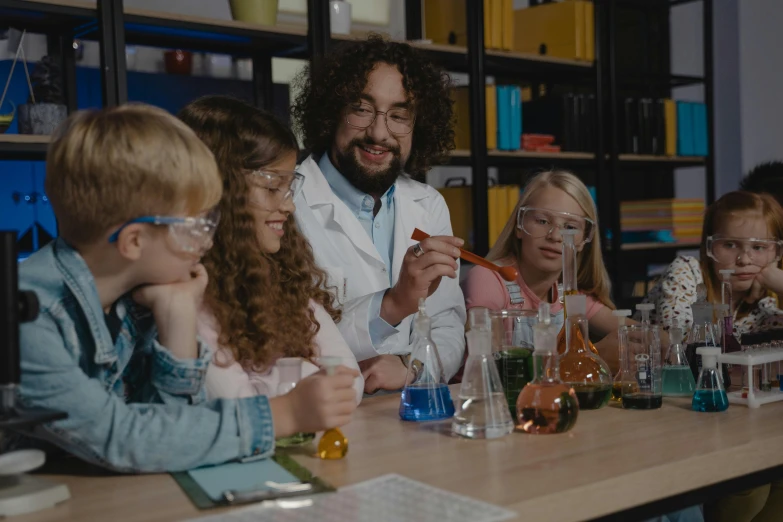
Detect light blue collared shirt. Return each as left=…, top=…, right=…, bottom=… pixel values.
left=319, top=153, right=399, bottom=346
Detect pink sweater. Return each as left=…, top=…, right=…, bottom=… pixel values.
left=198, top=300, right=364, bottom=404
left=462, top=264, right=604, bottom=319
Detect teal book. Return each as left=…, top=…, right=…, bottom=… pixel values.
left=676, top=101, right=694, bottom=156
left=692, top=102, right=708, bottom=156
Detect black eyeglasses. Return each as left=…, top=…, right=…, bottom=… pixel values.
left=345, top=102, right=415, bottom=136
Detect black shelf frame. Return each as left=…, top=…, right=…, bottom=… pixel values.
left=605, top=0, right=715, bottom=306
left=0, top=0, right=716, bottom=305
left=0, top=140, right=49, bottom=161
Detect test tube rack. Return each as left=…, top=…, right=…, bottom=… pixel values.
left=718, top=349, right=783, bottom=408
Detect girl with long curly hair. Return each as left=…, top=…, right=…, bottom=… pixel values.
left=179, top=95, right=363, bottom=403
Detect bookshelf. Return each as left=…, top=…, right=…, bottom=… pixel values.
left=0, top=0, right=716, bottom=306
left=0, top=134, right=51, bottom=160
left=605, top=0, right=714, bottom=307
left=620, top=241, right=700, bottom=252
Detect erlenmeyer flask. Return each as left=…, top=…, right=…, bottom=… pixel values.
left=399, top=299, right=455, bottom=421
left=316, top=356, right=349, bottom=459
left=662, top=326, right=696, bottom=397
left=489, top=309, right=537, bottom=418
left=692, top=347, right=729, bottom=412
left=274, top=358, right=316, bottom=448
left=516, top=302, right=579, bottom=434
left=453, top=321, right=514, bottom=439
left=557, top=230, right=599, bottom=356
left=685, top=284, right=719, bottom=383
left=559, top=294, right=613, bottom=409
left=611, top=309, right=637, bottom=403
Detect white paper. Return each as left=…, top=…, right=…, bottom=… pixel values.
left=184, top=473, right=517, bottom=522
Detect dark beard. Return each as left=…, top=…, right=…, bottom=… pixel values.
left=332, top=138, right=404, bottom=196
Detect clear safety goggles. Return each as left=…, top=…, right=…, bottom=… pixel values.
left=706, top=235, right=783, bottom=267
left=345, top=102, right=415, bottom=136
left=109, top=208, right=220, bottom=255
left=247, top=170, right=304, bottom=210
left=516, top=206, right=595, bottom=245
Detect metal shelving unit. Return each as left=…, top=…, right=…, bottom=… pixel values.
left=0, top=0, right=715, bottom=304
left=605, top=0, right=714, bottom=306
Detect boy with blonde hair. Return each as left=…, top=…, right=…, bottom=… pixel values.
left=7, top=104, right=358, bottom=473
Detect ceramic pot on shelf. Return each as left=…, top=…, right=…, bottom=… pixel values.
left=229, top=0, right=278, bottom=25
left=330, top=1, right=352, bottom=35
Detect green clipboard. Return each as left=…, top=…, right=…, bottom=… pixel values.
left=171, top=453, right=335, bottom=510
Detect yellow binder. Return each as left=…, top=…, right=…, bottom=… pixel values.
left=438, top=181, right=472, bottom=247
left=451, top=85, right=497, bottom=151
left=502, top=0, right=514, bottom=51
left=490, top=0, right=503, bottom=50
left=486, top=85, right=497, bottom=150
left=488, top=185, right=503, bottom=247
left=424, top=0, right=467, bottom=46
left=451, top=87, right=471, bottom=150
left=505, top=185, right=519, bottom=224
left=664, top=99, right=677, bottom=156
left=584, top=0, right=595, bottom=62
left=513, top=1, right=588, bottom=61
left=484, top=0, right=491, bottom=48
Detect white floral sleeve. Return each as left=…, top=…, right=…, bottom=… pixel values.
left=637, top=256, right=703, bottom=329
left=743, top=297, right=783, bottom=333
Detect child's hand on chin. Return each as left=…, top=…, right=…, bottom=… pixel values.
left=132, top=263, right=209, bottom=317
left=132, top=264, right=208, bottom=360
left=753, top=263, right=783, bottom=297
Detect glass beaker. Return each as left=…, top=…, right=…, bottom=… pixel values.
left=559, top=294, right=613, bottom=409
left=516, top=302, right=579, bottom=434
left=275, top=358, right=315, bottom=448
left=316, top=356, right=349, bottom=459
left=662, top=326, right=696, bottom=397
left=399, top=299, right=455, bottom=421
left=692, top=346, right=729, bottom=412
left=453, top=327, right=514, bottom=439
left=621, top=325, right=663, bottom=409
left=611, top=309, right=636, bottom=403
left=489, top=309, right=537, bottom=419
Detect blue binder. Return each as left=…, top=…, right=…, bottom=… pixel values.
left=676, top=101, right=694, bottom=156
left=510, top=86, right=522, bottom=151
left=692, top=102, right=708, bottom=157
left=497, top=86, right=513, bottom=150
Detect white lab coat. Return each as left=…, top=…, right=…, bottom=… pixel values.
left=293, top=155, right=466, bottom=381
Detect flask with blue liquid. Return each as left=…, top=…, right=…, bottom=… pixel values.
left=399, top=299, right=455, bottom=421
left=692, top=346, right=729, bottom=412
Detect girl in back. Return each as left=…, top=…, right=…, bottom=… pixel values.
left=462, top=170, right=619, bottom=364
left=641, top=192, right=783, bottom=522
left=179, top=95, right=364, bottom=403
left=641, top=190, right=783, bottom=333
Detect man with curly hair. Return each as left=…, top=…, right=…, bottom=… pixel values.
left=291, top=35, right=466, bottom=394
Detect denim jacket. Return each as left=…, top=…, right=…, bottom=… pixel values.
left=7, top=239, right=275, bottom=473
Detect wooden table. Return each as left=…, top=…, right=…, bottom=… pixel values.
left=13, top=390, right=783, bottom=522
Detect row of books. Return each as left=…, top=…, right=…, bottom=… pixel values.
left=452, top=85, right=522, bottom=152
left=452, top=88, right=597, bottom=153
left=620, top=198, right=705, bottom=244
left=424, top=0, right=595, bottom=61
left=621, top=98, right=709, bottom=157
left=524, top=93, right=596, bottom=153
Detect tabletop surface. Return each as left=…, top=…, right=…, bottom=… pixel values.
left=12, top=389, right=783, bottom=522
